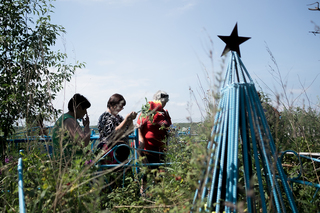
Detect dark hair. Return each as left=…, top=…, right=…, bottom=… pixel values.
left=107, top=93, right=126, bottom=108
left=68, top=93, right=91, bottom=112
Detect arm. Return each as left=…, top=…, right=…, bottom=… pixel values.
left=136, top=114, right=145, bottom=152
left=114, top=111, right=137, bottom=137
left=138, top=128, right=145, bottom=150
left=64, top=115, right=91, bottom=147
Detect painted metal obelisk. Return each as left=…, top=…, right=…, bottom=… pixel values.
left=193, top=24, right=298, bottom=213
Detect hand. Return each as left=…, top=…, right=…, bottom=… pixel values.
left=83, top=113, right=90, bottom=127
left=130, top=111, right=137, bottom=120
left=126, top=111, right=137, bottom=121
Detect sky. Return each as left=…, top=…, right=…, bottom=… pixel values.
left=49, top=0, right=320, bottom=126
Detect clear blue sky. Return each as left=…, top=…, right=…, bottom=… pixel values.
left=50, top=0, right=320, bottom=125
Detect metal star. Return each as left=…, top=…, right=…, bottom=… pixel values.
left=218, top=23, right=250, bottom=57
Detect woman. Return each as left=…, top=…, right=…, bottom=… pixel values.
left=137, top=90, right=172, bottom=195
left=97, top=93, right=137, bottom=163
left=52, top=93, right=91, bottom=160
left=137, top=90, right=172, bottom=166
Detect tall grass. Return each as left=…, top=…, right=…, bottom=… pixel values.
left=257, top=45, right=320, bottom=211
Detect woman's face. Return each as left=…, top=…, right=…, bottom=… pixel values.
left=159, top=93, right=169, bottom=108
left=76, top=106, right=87, bottom=119
left=110, top=100, right=125, bottom=115
left=160, top=100, right=168, bottom=108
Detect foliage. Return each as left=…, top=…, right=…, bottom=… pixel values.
left=274, top=105, right=320, bottom=211
left=1, top=140, right=107, bottom=212
left=0, top=0, right=85, bottom=159
left=102, top=130, right=207, bottom=213
left=278, top=106, right=320, bottom=152
left=0, top=129, right=205, bottom=212
left=258, top=43, right=320, bottom=211
left=254, top=88, right=320, bottom=212
left=2, top=93, right=320, bottom=212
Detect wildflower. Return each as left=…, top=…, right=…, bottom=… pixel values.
left=43, top=183, right=48, bottom=189
left=70, top=186, right=75, bottom=192
left=5, top=156, right=13, bottom=164
left=85, top=159, right=93, bottom=165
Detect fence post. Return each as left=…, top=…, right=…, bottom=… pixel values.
left=18, top=151, right=26, bottom=213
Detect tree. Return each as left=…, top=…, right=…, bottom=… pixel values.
left=0, top=0, right=84, bottom=162
left=308, top=2, right=320, bottom=35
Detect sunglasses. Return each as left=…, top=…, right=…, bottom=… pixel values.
left=160, top=94, right=169, bottom=99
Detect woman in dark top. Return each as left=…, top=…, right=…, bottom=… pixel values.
left=97, top=93, right=137, bottom=163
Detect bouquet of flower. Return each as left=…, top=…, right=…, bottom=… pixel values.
left=139, top=98, right=163, bottom=123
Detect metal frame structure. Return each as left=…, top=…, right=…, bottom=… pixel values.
left=193, top=51, right=298, bottom=213
left=280, top=150, right=320, bottom=203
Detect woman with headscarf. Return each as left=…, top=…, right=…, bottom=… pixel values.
left=137, top=90, right=172, bottom=195
left=137, top=90, right=172, bottom=167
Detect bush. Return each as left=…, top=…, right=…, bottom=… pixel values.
left=1, top=141, right=104, bottom=212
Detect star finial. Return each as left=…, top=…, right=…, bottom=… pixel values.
left=218, top=23, right=251, bottom=57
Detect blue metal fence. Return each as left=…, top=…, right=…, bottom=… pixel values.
left=280, top=150, right=320, bottom=203
left=18, top=152, right=26, bottom=213
left=16, top=127, right=169, bottom=211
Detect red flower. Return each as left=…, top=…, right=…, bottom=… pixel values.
left=148, top=101, right=162, bottom=111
